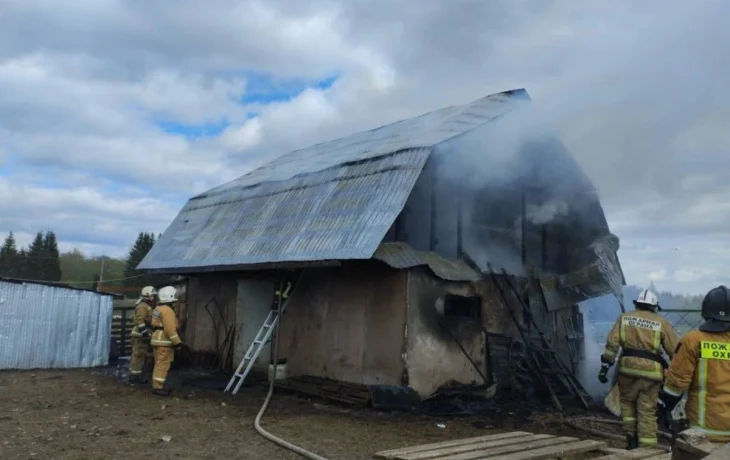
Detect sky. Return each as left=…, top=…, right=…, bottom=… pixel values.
left=1, top=1, right=729, bottom=295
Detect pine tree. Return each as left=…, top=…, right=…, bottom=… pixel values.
left=124, top=232, right=156, bottom=286
left=43, top=231, right=62, bottom=281
left=26, top=232, right=46, bottom=280
left=0, top=232, right=19, bottom=277
left=16, top=248, right=29, bottom=279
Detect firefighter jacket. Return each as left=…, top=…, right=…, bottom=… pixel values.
left=130, top=300, right=154, bottom=338
left=150, top=304, right=182, bottom=348
left=664, top=329, right=730, bottom=441
left=601, top=309, right=679, bottom=382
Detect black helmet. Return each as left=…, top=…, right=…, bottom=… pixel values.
left=699, top=286, right=730, bottom=332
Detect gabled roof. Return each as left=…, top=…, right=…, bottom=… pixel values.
left=138, top=89, right=531, bottom=273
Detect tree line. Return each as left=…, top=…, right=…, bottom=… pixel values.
left=0, top=231, right=61, bottom=281
left=0, top=230, right=172, bottom=292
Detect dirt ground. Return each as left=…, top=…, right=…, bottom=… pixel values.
left=0, top=368, right=629, bottom=460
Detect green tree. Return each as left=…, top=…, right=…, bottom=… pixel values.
left=43, top=231, right=62, bottom=282
left=16, top=248, right=29, bottom=279
left=124, top=232, right=156, bottom=286
left=0, top=232, right=20, bottom=277
left=26, top=232, right=46, bottom=280
left=59, top=250, right=126, bottom=289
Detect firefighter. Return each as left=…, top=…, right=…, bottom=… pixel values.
left=660, top=285, right=730, bottom=442
left=150, top=285, right=184, bottom=396
left=599, top=289, right=679, bottom=449
left=128, top=286, right=157, bottom=384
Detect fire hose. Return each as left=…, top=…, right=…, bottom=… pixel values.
left=254, top=274, right=330, bottom=460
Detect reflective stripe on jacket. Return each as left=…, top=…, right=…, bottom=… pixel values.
left=664, top=329, right=730, bottom=441
left=601, top=310, right=679, bottom=381
left=130, top=300, right=154, bottom=338
left=150, top=304, right=181, bottom=347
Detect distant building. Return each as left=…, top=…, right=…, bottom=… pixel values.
left=138, top=89, right=624, bottom=397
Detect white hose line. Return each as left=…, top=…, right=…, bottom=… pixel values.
left=254, top=277, right=329, bottom=460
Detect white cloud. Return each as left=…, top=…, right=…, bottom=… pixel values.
left=0, top=177, right=179, bottom=255
left=1, top=1, right=729, bottom=294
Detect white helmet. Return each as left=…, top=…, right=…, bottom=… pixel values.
left=157, top=286, right=178, bottom=304
left=634, top=289, right=660, bottom=310
left=141, top=286, right=157, bottom=298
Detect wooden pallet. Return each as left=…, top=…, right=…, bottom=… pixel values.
left=374, top=431, right=667, bottom=460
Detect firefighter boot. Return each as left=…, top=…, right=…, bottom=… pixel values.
left=626, top=435, right=639, bottom=450
left=129, top=374, right=148, bottom=384
left=153, top=387, right=171, bottom=397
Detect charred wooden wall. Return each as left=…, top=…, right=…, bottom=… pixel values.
left=183, top=273, right=239, bottom=367
left=278, top=263, right=408, bottom=386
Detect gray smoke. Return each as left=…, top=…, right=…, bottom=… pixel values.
left=525, top=199, right=569, bottom=225
left=578, top=295, right=622, bottom=402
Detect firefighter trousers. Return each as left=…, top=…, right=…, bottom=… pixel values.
left=129, top=337, right=151, bottom=376
left=152, top=346, right=174, bottom=390
left=618, top=374, right=662, bottom=447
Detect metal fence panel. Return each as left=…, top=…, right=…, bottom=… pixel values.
left=660, top=309, right=703, bottom=335
left=0, top=280, right=113, bottom=369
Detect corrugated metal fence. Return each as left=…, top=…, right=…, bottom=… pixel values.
left=0, top=279, right=113, bottom=369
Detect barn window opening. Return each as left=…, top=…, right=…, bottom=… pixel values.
left=443, top=294, right=482, bottom=319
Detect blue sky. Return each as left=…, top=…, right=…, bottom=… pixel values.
left=155, top=74, right=339, bottom=138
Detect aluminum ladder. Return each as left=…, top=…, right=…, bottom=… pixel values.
left=224, top=282, right=292, bottom=395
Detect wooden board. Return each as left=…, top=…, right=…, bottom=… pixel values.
left=432, top=437, right=578, bottom=460
left=374, top=431, right=607, bottom=460
left=704, top=443, right=730, bottom=460
left=593, top=447, right=667, bottom=460
left=482, top=440, right=606, bottom=460
left=275, top=376, right=371, bottom=407
left=375, top=432, right=532, bottom=459
left=402, top=436, right=568, bottom=460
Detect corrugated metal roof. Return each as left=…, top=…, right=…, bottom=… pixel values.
left=140, top=148, right=430, bottom=271
left=0, top=280, right=113, bottom=370
left=0, top=277, right=119, bottom=296
left=139, top=89, right=529, bottom=272
left=373, top=242, right=481, bottom=282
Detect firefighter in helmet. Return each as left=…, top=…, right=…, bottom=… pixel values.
left=660, top=285, right=730, bottom=442
left=599, top=289, right=679, bottom=449
left=149, top=286, right=185, bottom=396
left=128, top=286, right=156, bottom=384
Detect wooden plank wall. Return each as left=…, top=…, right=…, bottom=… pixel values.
left=112, top=306, right=135, bottom=356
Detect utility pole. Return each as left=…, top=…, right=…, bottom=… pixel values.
left=97, top=257, right=105, bottom=293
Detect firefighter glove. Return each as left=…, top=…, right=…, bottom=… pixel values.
left=174, top=342, right=185, bottom=351
left=598, top=364, right=610, bottom=384
left=139, top=327, right=151, bottom=339
left=659, top=389, right=682, bottom=413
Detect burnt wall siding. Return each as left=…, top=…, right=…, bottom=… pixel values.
left=397, top=158, right=434, bottom=252
left=405, top=269, right=487, bottom=396
left=278, top=263, right=408, bottom=386
left=393, top=157, right=464, bottom=261
left=185, top=274, right=239, bottom=358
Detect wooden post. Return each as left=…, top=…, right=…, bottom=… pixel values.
left=120, top=309, right=127, bottom=357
